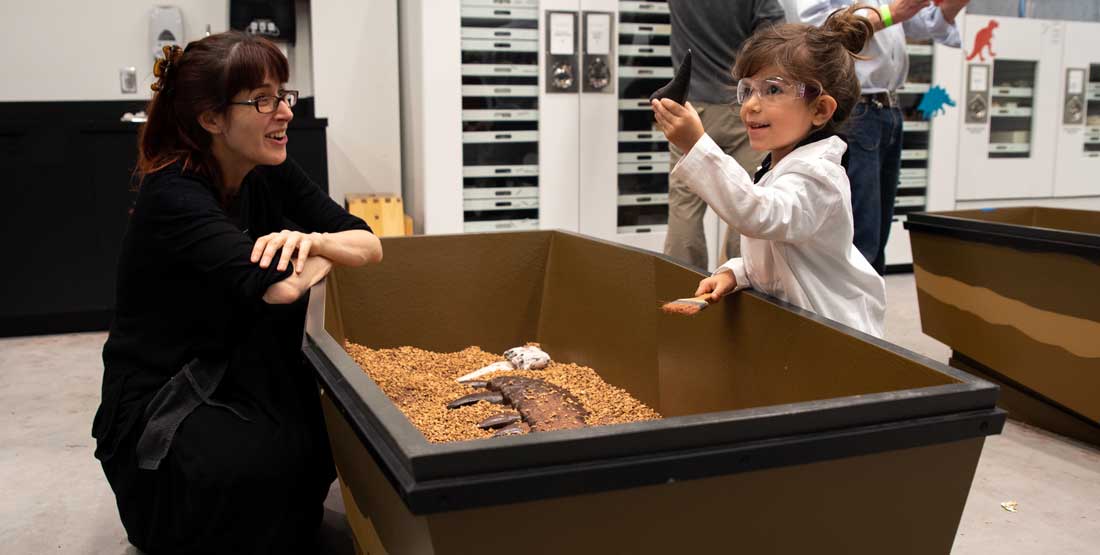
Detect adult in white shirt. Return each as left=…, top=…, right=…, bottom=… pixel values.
left=795, top=0, right=968, bottom=274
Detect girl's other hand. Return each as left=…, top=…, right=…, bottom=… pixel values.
left=652, top=98, right=704, bottom=154
left=694, top=271, right=737, bottom=303
left=252, top=230, right=326, bottom=273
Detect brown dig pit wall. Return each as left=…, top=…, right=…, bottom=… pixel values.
left=907, top=207, right=1100, bottom=445
left=308, top=230, right=1004, bottom=555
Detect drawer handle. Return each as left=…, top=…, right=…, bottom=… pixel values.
left=637, top=165, right=653, bottom=171
left=637, top=133, right=652, bottom=139
left=640, top=47, right=654, bottom=53
left=494, top=43, right=512, bottom=48
left=494, top=112, right=512, bottom=118
left=637, top=196, right=651, bottom=203
left=494, top=67, right=512, bottom=72
left=636, top=155, right=652, bottom=160
left=494, top=88, right=512, bottom=93
left=639, top=26, right=653, bottom=31
left=495, top=134, right=513, bottom=139
left=494, top=190, right=513, bottom=196
left=494, top=10, right=512, bottom=16
left=494, top=31, right=512, bottom=37
left=495, top=201, right=513, bottom=207
left=639, top=69, right=653, bottom=75
left=495, top=168, right=512, bottom=174
left=636, top=227, right=651, bottom=233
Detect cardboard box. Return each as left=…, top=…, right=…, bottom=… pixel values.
left=906, top=207, right=1100, bottom=445
left=304, top=231, right=1004, bottom=554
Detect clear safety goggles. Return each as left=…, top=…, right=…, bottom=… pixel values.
left=735, top=76, right=820, bottom=105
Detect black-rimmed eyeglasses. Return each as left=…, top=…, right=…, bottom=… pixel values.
left=227, top=90, right=299, bottom=113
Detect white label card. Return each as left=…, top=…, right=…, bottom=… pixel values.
left=1068, top=69, right=1085, bottom=95
left=970, top=65, right=989, bottom=92
left=550, top=13, right=575, bottom=55
left=586, top=13, right=611, bottom=55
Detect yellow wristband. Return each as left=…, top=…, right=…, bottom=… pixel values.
left=879, top=4, right=894, bottom=27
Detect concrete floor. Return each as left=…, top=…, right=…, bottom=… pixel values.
left=1, top=273, right=1098, bottom=554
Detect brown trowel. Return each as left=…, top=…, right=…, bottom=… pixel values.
left=660, top=294, right=712, bottom=316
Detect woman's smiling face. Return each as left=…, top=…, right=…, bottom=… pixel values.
left=220, top=76, right=294, bottom=168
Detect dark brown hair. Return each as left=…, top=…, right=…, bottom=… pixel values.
left=733, top=5, right=875, bottom=133
left=137, top=31, right=289, bottom=186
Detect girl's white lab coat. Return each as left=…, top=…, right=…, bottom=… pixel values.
left=672, top=133, right=886, bottom=337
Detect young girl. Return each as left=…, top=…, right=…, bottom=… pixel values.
left=652, top=6, right=886, bottom=337
left=92, top=32, right=381, bottom=553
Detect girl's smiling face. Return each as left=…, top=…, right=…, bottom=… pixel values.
left=738, top=65, right=837, bottom=162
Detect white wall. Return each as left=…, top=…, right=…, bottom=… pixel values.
left=0, top=0, right=403, bottom=207
left=1, top=1, right=229, bottom=101
left=311, top=0, right=404, bottom=203
left=0, top=0, right=313, bottom=101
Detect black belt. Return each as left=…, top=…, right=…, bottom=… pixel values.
left=860, top=91, right=897, bottom=108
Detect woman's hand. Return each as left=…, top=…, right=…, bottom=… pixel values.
left=251, top=230, right=326, bottom=273
left=694, top=270, right=738, bottom=303
left=651, top=98, right=704, bottom=154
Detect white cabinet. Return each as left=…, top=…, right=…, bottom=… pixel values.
left=886, top=40, right=938, bottom=268
left=956, top=15, right=1062, bottom=200
left=1053, top=21, right=1100, bottom=197
left=405, top=0, right=723, bottom=267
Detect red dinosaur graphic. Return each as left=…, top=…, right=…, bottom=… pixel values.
left=967, top=20, right=999, bottom=62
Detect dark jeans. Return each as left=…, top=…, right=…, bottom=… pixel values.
left=846, top=102, right=903, bottom=275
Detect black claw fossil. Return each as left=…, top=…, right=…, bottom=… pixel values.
left=445, top=391, right=504, bottom=409
left=492, top=421, right=531, bottom=437
left=649, top=48, right=692, bottom=105
left=478, top=412, right=522, bottom=430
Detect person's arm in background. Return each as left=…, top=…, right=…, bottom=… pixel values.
left=795, top=0, right=938, bottom=34
left=897, top=0, right=967, bottom=47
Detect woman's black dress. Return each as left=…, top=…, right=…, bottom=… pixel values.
left=91, top=158, right=371, bottom=554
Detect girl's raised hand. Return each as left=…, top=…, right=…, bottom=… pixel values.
left=651, top=98, right=704, bottom=154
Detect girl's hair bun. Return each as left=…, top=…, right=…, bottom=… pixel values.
left=821, top=4, right=875, bottom=56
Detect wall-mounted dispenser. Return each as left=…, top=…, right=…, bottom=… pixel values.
left=149, top=6, right=184, bottom=60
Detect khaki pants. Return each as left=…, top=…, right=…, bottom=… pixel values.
left=664, top=102, right=764, bottom=269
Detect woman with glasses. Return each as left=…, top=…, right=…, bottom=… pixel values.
left=651, top=6, right=886, bottom=338
left=91, top=32, right=381, bottom=554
